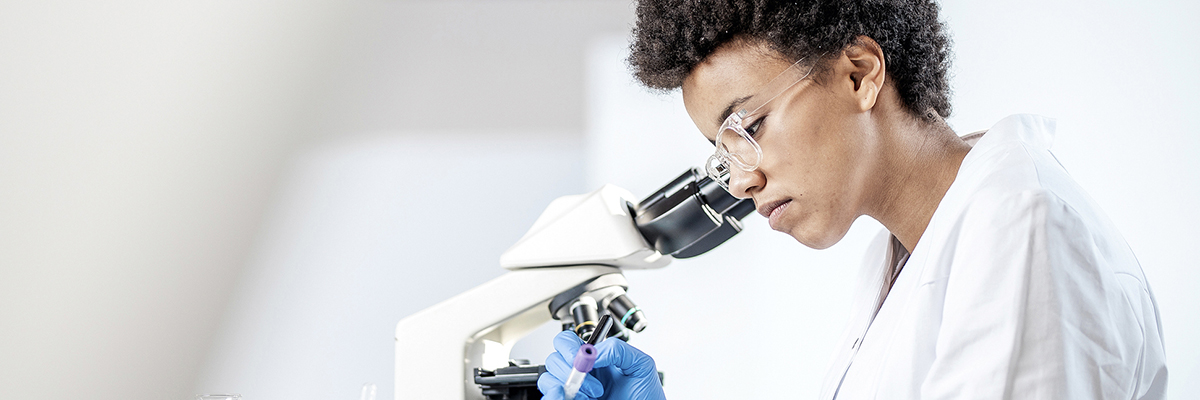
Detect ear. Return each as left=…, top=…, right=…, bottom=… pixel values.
left=841, top=36, right=886, bottom=111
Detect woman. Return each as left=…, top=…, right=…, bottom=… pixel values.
left=539, top=1, right=1167, bottom=399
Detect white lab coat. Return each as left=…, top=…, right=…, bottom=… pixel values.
left=819, top=115, right=1168, bottom=400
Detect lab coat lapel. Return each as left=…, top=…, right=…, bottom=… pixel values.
left=819, top=231, right=893, bottom=400
left=835, top=239, right=932, bottom=400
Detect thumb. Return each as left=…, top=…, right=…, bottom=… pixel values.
left=592, top=338, right=657, bottom=377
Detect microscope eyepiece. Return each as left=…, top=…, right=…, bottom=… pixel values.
left=632, top=168, right=754, bottom=258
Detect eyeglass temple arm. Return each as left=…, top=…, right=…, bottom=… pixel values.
left=734, top=53, right=826, bottom=122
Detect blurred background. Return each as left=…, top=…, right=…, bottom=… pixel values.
left=0, top=1, right=1195, bottom=399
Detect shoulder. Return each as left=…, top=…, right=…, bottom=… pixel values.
left=923, top=114, right=1119, bottom=278
left=936, top=156, right=1143, bottom=289
left=942, top=115, right=1087, bottom=237
left=943, top=158, right=1068, bottom=244
left=952, top=186, right=1064, bottom=248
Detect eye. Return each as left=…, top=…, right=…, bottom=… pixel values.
left=745, top=117, right=765, bottom=137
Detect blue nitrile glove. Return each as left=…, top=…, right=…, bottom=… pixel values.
left=538, top=330, right=666, bottom=400
left=539, top=331, right=604, bottom=399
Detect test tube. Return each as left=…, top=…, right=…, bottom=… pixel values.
left=562, top=344, right=597, bottom=400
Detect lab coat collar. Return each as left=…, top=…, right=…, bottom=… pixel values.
left=972, top=114, right=1057, bottom=151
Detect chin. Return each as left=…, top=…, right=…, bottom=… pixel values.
left=788, top=221, right=850, bottom=250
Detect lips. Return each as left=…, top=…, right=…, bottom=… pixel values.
left=758, top=199, right=787, bottom=218
left=757, top=199, right=791, bottom=220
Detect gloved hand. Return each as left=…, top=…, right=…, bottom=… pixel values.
left=538, top=330, right=666, bottom=400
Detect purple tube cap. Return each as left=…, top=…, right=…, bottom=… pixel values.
left=573, top=344, right=597, bottom=372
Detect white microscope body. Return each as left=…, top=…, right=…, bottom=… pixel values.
left=394, top=169, right=753, bottom=400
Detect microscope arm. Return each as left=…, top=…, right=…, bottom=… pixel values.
left=395, top=265, right=621, bottom=400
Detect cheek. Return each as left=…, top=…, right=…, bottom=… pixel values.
left=764, top=94, right=857, bottom=171
left=793, top=111, right=873, bottom=187
left=763, top=123, right=858, bottom=192
left=764, top=126, right=866, bottom=244
left=760, top=91, right=872, bottom=199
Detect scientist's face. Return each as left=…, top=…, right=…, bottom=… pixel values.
left=682, top=41, right=879, bottom=249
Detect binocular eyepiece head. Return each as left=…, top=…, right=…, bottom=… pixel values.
left=632, top=168, right=755, bottom=259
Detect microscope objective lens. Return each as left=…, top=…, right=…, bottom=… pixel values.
left=570, top=297, right=599, bottom=341
left=607, top=294, right=648, bottom=333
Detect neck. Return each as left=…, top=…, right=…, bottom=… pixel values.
left=865, top=112, right=971, bottom=253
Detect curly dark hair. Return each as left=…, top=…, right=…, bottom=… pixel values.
left=629, top=0, right=953, bottom=121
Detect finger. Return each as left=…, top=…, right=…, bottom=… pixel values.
left=546, top=364, right=604, bottom=398
left=537, top=371, right=565, bottom=400
left=552, top=330, right=584, bottom=365
left=546, top=347, right=605, bottom=398
left=579, top=373, right=604, bottom=398
left=592, top=338, right=657, bottom=377
left=543, top=351, right=573, bottom=380
left=538, top=370, right=601, bottom=400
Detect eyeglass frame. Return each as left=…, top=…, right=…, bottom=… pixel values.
left=706, top=54, right=825, bottom=190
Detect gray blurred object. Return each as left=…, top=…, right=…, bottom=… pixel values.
left=360, top=383, right=376, bottom=400
left=197, top=395, right=241, bottom=400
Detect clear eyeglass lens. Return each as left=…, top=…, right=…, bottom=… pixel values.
left=705, top=154, right=731, bottom=189
left=707, top=111, right=764, bottom=190
left=715, top=123, right=761, bottom=168
left=721, top=130, right=759, bottom=168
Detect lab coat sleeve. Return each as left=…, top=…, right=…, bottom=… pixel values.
left=920, top=189, right=1139, bottom=400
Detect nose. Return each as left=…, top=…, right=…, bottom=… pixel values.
left=725, top=167, right=763, bottom=199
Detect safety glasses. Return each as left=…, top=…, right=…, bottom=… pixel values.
left=706, top=54, right=823, bottom=190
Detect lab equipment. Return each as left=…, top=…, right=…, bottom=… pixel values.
left=473, top=361, right=546, bottom=400
left=568, top=297, right=599, bottom=341
left=561, top=344, right=597, bottom=400
left=395, top=167, right=753, bottom=400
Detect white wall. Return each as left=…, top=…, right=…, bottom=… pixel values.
left=194, top=132, right=585, bottom=400
left=193, top=1, right=633, bottom=399
left=0, top=1, right=632, bottom=399
left=0, top=2, right=355, bottom=399
left=313, top=0, right=639, bottom=135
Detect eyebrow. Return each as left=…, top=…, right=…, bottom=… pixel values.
left=718, top=96, right=753, bottom=127
left=709, top=95, right=752, bottom=145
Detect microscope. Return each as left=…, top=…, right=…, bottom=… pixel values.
left=394, top=167, right=754, bottom=400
